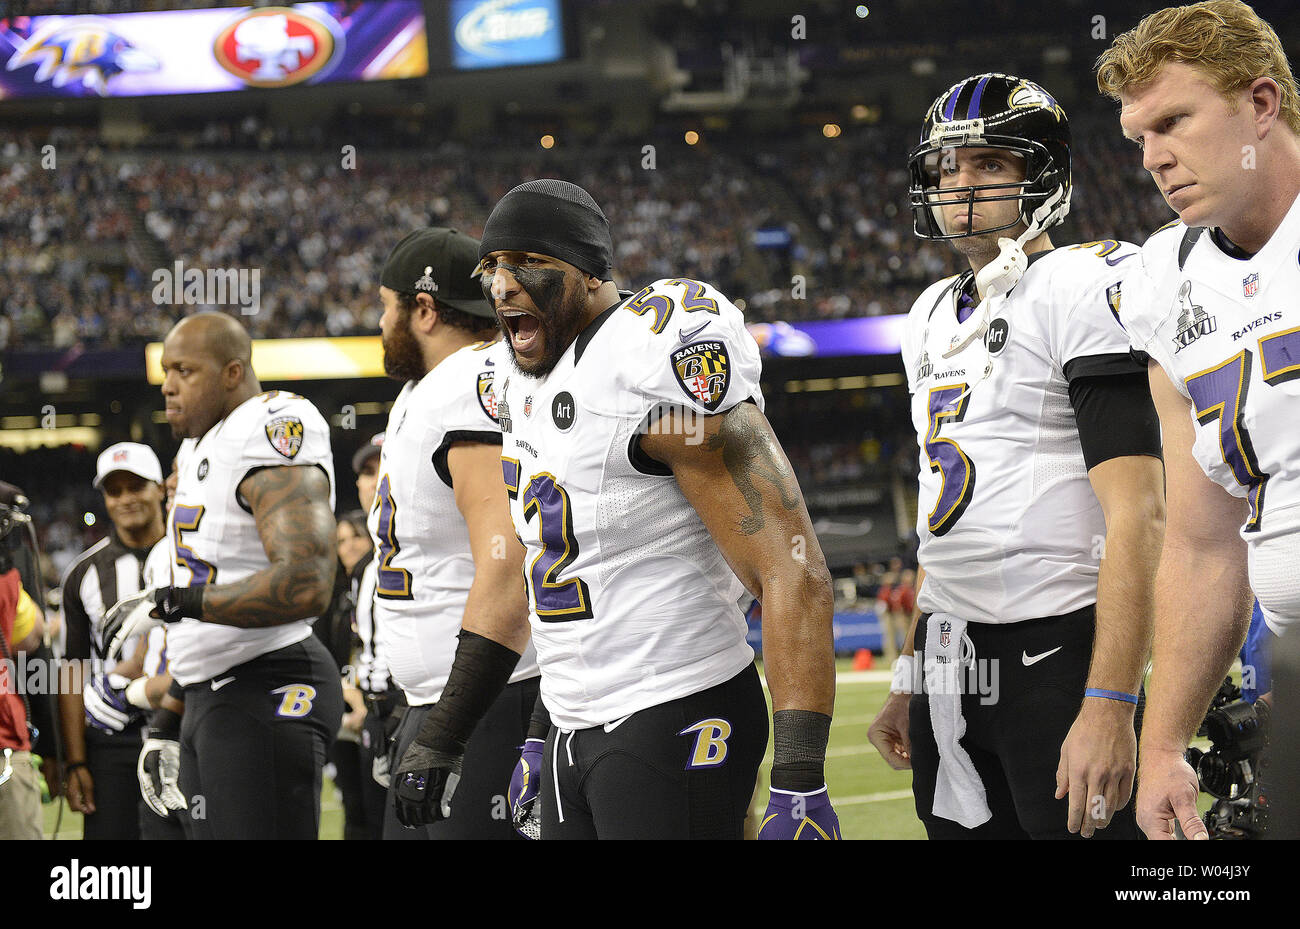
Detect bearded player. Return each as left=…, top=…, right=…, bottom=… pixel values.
left=368, top=228, right=541, bottom=840
left=866, top=73, right=1165, bottom=839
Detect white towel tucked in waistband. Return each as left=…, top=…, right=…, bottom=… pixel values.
left=923, top=612, right=991, bottom=829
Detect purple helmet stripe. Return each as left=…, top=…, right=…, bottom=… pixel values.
left=942, top=84, right=960, bottom=121
left=966, top=75, right=991, bottom=119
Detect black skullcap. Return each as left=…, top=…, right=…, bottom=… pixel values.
left=479, top=179, right=613, bottom=280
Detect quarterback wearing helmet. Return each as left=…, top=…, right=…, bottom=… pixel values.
left=869, top=73, right=1166, bottom=839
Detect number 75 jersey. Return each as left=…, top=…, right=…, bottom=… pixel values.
left=1120, top=199, right=1300, bottom=628
left=491, top=279, right=764, bottom=730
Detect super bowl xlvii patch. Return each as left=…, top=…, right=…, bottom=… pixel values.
left=671, top=339, right=731, bottom=412
left=477, top=370, right=499, bottom=423
left=265, top=416, right=305, bottom=460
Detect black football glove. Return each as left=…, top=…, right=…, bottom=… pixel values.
left=393, top=739, right=462, bottom=828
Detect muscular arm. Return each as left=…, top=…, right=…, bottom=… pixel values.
left=448, top=441, right=530, bottom=654
left=1086, top=454, right=1165, bottom=697
left=640, top=402, right=834, bottom=717
left=197, top=465, right=337, bottom=627
left=1143, top=362, right=1252, bottom=751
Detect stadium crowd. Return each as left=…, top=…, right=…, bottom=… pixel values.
left=1, top=110, right=1174, bottom=351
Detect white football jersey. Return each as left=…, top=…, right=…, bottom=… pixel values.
left=493, top=278, right=763, bottom=730
left=165, top=391, right=336, bottom=685
left=901, top=242, right=1141, bottom=624
left=367, top=340, right=539, bottom=706
left=1121, top=193, right=1300, bottom=629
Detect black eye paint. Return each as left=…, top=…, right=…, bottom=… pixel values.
left=510, top=265, right=567, bottom=313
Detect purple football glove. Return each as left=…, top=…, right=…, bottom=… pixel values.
left=508, top=738, right=545, bottom=840
left=84, top=672, right=142, bottom=733
left=758, top=786, right=841, bottom=840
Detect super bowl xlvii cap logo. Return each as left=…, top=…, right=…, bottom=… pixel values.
left=671, top=340, right=731, bottom=412
left=415, top=266, right=438, bottom=294
left=1172, top=281, right=1217, bottom=353
left=265, top=415, right=305, bottom=460
left=477, top=370, right=499, bottom=423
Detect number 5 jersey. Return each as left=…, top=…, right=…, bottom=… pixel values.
left=491, top=278, right=764, bottom=730
left=900, top=243, right=1143, bottom=625
left=166, top=391, right=336, bottom=685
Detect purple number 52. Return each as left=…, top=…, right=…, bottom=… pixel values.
left=502, top=458, right=593, bottom=622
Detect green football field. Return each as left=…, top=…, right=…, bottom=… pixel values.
left=41, top=658, right=1225, bottom=840
left=38, top=664, right=921, bottom=840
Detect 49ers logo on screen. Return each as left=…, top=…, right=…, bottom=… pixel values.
left=213, top=7, right=343, bottom=88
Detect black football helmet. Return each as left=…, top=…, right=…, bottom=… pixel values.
left=908, top=72, right=1072, bottom=240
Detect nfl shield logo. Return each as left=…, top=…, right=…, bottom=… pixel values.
left=523, top=395, right=534, bottom=417
left=939, top=621, right=951, bottom=648
left=1243, top=273, right=1259, bottom=298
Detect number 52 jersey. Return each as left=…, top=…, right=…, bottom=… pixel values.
left=492, top=278, right=764, bottom=731
left=1120, top=195, right=1300, bottom=629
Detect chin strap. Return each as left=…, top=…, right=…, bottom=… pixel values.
left=945, top=185, right=1068, bottom=361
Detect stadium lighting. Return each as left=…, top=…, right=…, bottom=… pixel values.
left=540, top=134, right=555, bottom=149
left=684, top=130, right=700, bottom=145
left=822, top=123, right=842, bottom=139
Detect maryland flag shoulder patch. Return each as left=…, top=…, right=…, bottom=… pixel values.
left=477, top=370, right=499, bottom=423
left=265, top=416, right=305, bottom=460
left=671, top=339, right=731, bottom=412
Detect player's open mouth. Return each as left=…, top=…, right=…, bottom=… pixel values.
left=499, top=309, right=541, bottom=354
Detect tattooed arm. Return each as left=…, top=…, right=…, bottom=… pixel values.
left=196, top=465, right=337, bottom=627
left=639, top=401, right=834, bottom=717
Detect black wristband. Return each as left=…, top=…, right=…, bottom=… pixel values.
left=148, top=706, right=182, bottom=738
left=770, top=709, right=832, bottom=792
left=416, top=631, right=521, bottom=755
left=155, top=586, right=204, bottom=621
left=526, top=690, right=551, bottom=742
left=167, top=678, right=186, bottom=702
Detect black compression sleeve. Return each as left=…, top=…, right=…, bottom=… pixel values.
left=416, top=630, right=522, bottom=754
left=526, top=690, right=551, bottom=741
left=1066, top=372, right=1162, bottom=471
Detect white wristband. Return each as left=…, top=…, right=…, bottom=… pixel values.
left=890, top=655, right=917, bottom=694
left=126, top=675, right=152, bottom=710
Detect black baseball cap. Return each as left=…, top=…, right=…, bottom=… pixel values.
left=380, top=227, right=494, bottom=318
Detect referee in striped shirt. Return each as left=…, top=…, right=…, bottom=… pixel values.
left=59, top=442, right=167, bottom=839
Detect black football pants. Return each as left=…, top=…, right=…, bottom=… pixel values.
left=909, top=605, right=1143, bottom=840
left=539, top=662, right=768, bottom=840
left=178, top=636, right=343, bottom=840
